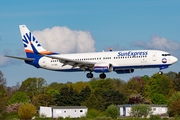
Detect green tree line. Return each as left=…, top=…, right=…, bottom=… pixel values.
left=1, top=70, right=180, bottom=118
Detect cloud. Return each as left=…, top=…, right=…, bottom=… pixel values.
left=0, top=49, right=22, bottom=67
left=132, top=35, right=180, bottom=51
left=32, top=26, right=96, bottom=53
left=0, top=26, right=96, bottom=67
left=0, top=53, right=9, bottom=67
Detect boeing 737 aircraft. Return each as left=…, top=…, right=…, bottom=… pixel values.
left=5, top=25, right=178, bottom=79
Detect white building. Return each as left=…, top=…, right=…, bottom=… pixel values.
left=39, top=106, right=52, bottom=118
left=39, top=106, right=88, bottom=118
left=118, top=104, right=168, bottom=117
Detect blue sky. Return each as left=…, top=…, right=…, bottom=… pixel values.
left=0, top=1, right=180, bottom=86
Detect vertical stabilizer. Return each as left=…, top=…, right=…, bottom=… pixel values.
left=19, top=25, right=56, bottom=58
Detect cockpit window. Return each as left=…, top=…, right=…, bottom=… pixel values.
left=162, top=54, right=171, bottom=56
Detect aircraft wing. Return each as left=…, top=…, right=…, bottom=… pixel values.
left=45, top=55, right=95, bottom=70
left=4, top=55, right=35, bottom=61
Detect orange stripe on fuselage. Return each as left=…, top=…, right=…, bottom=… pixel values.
left=25, top=49, right=33, bottom=53
left=40, top=51, right=53, bottom=54
left=25, top=49, right=53, bottom=54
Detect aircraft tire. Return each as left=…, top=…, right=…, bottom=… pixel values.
left=86, top=73, right=93, bottom=78
left=158, top=71, right=163, bottom=75
left=99, top=73, right=106, bottom=79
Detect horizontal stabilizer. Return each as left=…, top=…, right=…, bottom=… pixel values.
left=4, top=55, right=34, bottom=61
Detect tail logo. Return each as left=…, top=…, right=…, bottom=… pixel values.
left=22, top=31, right=57, bottom=55
left=22, top=32, right=41, bottom=48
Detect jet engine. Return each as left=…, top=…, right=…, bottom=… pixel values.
left=93, top=63, right=113, bottom=73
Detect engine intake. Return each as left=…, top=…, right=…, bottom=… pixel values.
left=116, top=69, right=134, bottom=74
left=94, top=63, right=113, bottom=73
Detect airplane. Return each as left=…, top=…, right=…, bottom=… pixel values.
left=5, top=25, right=178, bottom=79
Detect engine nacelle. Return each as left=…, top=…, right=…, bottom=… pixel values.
left=94, top=63, right=113, bottom=73
left=116, top=69, right=134, bottom=74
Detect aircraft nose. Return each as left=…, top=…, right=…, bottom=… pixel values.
left=173, top=56, right=178, bottom=63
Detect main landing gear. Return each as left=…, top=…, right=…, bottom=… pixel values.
left=99, top=73, right=106, bottom=79
left=86, top=72, right=106, bottom=79
left=158, top=71, right=163, bottom=75
left=86, top=72, right=93, bottom=78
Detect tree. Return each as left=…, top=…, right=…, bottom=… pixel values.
left=168, top=92, right=180, bottom=106
left=166, top=71, right=177, bottom=80
left=126, top=76, right=145, bottom=96
left=69, top=81, right=91, bottom=93
left=131, top=104, right=152, bottom=118
left=173, top=72, right=180, bottom=91
left=145, top=73, right=174, bottom=98
left=83, top=93, right=105, bottom=111
left=92, top=78, right=126, bottom=108
left=169, top=99, right=180, bottom=117
left=0, top=70, right=7, bottom=98
left=0, top=97, right=8, bottom=113
left=112, top=78, right=127, bottom=94
left=105, top=104, right=119, bottom=118
left=168, top=91, right=180, bottom=116
left=151, top=93, right=167, bottom=104
left=128, top=94, right=146, bottom=104
left=6, top=82, right=20, bottom=99
left=32, top=94, right=55, bottom=107
left=48, top=82, right=64, bottom=92
left=19, top=77, right=47, bottom=100
left=79, top=86, right=91, bottom=103
left=8, top=92, right=29, bottom=105
left=0, top=71, right=7, bottom=113
left=46, top=88, right=59, bottom=96
left=100, top=89, right=126, bottom=108
left=0, top=70, right=6, bottom=87
left=55, top=85, right=80, bottom=106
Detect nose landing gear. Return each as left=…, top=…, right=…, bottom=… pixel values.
left=158, top=71, right=163, bottom=75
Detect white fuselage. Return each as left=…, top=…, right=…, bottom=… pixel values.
left=38, top=50, right=178, bottom=72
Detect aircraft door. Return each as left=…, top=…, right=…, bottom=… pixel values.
left=42, top=57, right=46, bottom=68
left=152, top=52, right=157, bottom=61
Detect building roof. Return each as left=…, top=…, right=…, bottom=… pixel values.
left=118, top=104, right=167, bottom=107
left=52, top=106, right=87, bottom=109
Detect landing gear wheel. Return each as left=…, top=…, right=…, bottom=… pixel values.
left=86, top=73, right=93, bottom=78
left=99, top=73, right=106, bottom=79
left=158, top=71, right=163, bottom=75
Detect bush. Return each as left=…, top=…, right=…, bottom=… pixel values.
left=149, top=115, right=161, bottom=120
left=105, top=104, right=119, bottom=119
left=0, top=112, right=19, bottom=120
left=174, top=115, right=180, bottom=120
left=18, top=103, right=36, bottom=119
left=86, top=109, right=102, bottom=118
left=131, top=104, right=152, bottom=118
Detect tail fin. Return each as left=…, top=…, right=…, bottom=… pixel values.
left=19, top=25, right=57, bottom=58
